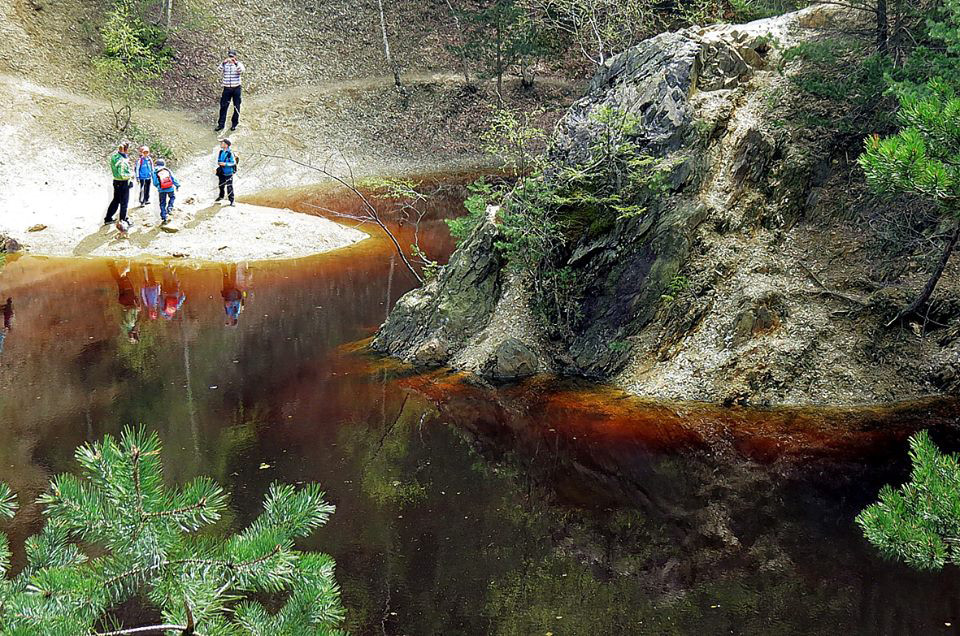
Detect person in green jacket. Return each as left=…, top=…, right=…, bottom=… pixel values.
left=105, top=141, right=134, bottom=226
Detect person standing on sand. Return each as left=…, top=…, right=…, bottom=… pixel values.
left=105, top=142, right=133, bottom=226
left=215, top=49, right=244, bottom=132
left=136, top=146, right=154, bottom=207
left=215, top=139, right=236, bottom=206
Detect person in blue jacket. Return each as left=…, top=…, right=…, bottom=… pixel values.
left=215, top=138, right=236, bottom=206
left=151, top=159, right=180, bottom=225
left=136, top=146, right=155, bottom=206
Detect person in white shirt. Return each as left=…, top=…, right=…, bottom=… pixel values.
left=216, top=49, right=245, bottom=132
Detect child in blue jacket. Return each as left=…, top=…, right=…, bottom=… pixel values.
left=136, top=146, right=154, bottom=206
left=215, top=139, right=236, bottom=206
left=151, top=159, right=180, bottom=225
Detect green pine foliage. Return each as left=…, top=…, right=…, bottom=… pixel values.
left=859, top=80, right=960, bottom=209
left=857, top=80, right=960, bottom=318
left=0, top=426, right=345, bottom=635
left=856, top=431, right=960, bottom=571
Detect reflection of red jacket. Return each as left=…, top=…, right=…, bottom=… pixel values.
left=163, top=292, right=185, bottom=318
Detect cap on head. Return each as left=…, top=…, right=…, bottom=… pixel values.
left=221, top=138, right=232, bottom=146
left=156, top=159, right=166, bottom=167
left=227, top=49, right=238, bottom=57
left=118, top=141, right=130, bottom=151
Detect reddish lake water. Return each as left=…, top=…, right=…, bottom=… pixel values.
left=0, top=183, right=959, bottom=634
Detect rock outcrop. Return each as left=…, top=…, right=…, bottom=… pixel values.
left=373, top=6, right=960, bottom=406
left=0, top=235, right=20, bottom=253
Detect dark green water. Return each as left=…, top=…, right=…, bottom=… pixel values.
left=1, top=190, right=959, bottom=635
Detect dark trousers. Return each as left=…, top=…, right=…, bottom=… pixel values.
left=106, top=180, right=130, bottom=223
left=217, top=86, right=242, bottom=129
left=138, top=178, right=151, bottom=204
left=159, top=191, right=175, bottom=220
left=218, top=172, right=234, bottom=202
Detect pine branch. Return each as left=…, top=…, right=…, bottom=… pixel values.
left=96, top=624, right=201, bottom=636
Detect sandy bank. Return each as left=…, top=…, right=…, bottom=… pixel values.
left=2, top=201, right=367, bottom=262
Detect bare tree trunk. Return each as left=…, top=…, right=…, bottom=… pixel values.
left=165, top=0, right=172, bottom=29
left=444, top=0, right=472, bottom=87
left=377, top=0, right=403, bottom=90
left=888, top=219, right=960, bottom=326
left=495, top=19, right=504, bottom=106
left=876, top=0, right=888, bottom=56
left=520, top=56, right=534, bottom=88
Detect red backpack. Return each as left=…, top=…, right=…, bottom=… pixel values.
left=156, top=168, right=173, bottom=190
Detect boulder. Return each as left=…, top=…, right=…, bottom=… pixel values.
left=485, top=338, right=539, bottom=380
left=372, top=215, right=504, bottom=361
left=0, top=235, right=21, bottom=253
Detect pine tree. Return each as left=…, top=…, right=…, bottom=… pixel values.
left=856, top=430, right=960, bottom=570
left=858, top=79, right=960, bottom=323
left=0, top=426, right=345, bottom=635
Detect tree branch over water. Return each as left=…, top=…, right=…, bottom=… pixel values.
left=255, top=152, right=431, bottom=284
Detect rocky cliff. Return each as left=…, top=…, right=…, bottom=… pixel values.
left=373, top=6, right=960, bottom=407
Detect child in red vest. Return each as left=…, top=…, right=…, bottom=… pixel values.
left=151, top=159, right=180, bottom=225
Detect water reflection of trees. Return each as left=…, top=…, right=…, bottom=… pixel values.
left=404, top=383, right=960, bottom=635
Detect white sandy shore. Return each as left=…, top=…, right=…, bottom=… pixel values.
left=3, top=201, right=368, bottom=262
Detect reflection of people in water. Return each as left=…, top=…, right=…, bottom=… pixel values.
left=108, top=261, right=140, bottom=343
left=141, top=266, right=162, bottom=321
left=220, top=263, right=248, bottom=327
left=160, top=268, right=186, bottom=321
left=0, top=298, right=12, bottom=354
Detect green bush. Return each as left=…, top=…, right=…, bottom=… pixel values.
left=492, top=106, right=667, bottom=338
left=447, top=179, right=496, bottom=244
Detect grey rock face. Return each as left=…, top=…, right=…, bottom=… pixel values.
left=373, top=10, right=828, bottom=392
left=372, top=214, right=504, bottom=364
left=553, top=32, right=701, bottom=166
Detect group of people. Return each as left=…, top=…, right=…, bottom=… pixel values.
left=104, top=49, right=245, bottom=232
left=104, top=139, right=238, bottom=231
left=110, top=263, right=186, bottom=342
